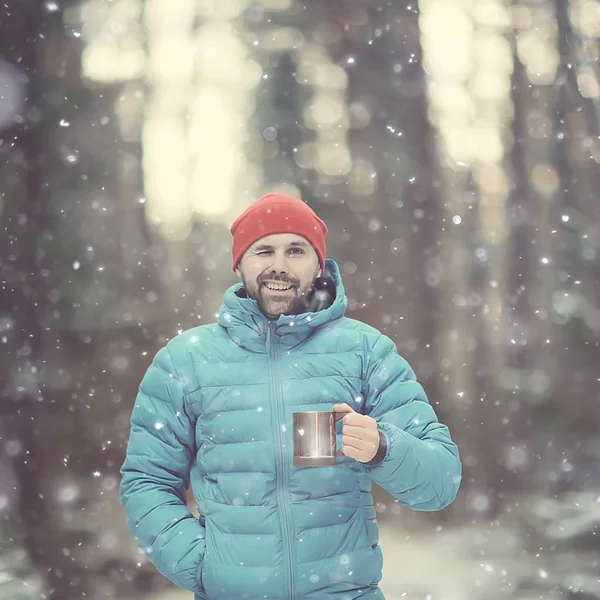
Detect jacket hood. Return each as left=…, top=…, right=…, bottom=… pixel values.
left=217, top=259, right=348, bottom=352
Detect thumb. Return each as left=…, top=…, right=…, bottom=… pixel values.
left=332, top=403, right=355, bottom=414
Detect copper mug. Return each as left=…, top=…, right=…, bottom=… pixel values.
left=293, top=411, right=344, bottom=467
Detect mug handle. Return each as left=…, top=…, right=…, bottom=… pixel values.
left=334, top=411, right=345, bottom=456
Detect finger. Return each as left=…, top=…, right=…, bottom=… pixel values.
left=342, top=424, right=365, bottom=440
left=341, top=412, right=372, bottom=426
left=341, top=436, right=362, bottom=450
left=332, top=403, right=355, bottom=414
left=342, top=444, right=362, bottom=460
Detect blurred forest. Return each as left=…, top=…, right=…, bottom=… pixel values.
left=1, top=0, right=599, bottom=598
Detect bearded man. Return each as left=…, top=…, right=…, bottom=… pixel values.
left=120, top=193, right=461, bottom=600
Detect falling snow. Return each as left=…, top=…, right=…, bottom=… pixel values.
left=1, top=1, right=599, bottom=600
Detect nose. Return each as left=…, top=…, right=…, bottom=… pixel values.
left=269, top=251, right=289, bottom=274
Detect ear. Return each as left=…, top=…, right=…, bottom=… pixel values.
left=235, top=267, right=242, bottom=279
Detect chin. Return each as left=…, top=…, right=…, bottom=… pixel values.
left=265, top=305, right=290, bottom=318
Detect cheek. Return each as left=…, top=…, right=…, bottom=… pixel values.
left=302, top=264, right=320, bottom=282
left=298, top=275, right=316, bottom=292
left=242, top=264, right=264, bottom=282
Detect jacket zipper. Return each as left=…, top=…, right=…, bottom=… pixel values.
left=268, top=323, right=296, bottom=600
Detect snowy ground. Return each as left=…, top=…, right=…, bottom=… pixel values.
left=111, top=515, right=533, bottom=600
left=69, top=487, right=548, bottom=600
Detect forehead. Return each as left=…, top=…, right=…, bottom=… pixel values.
left=250, top=233, right=311, bottom=249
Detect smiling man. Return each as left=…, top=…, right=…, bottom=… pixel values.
left=235, top=234, right=320, bottom=319
left=119, top=193, right=462, bottom=600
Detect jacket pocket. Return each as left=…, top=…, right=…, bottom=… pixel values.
left=199, top=515, right=221, bottom=599
left=195, top=515, right=209, bottom=598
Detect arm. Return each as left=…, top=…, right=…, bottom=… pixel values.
left=363, top=335, right=461, bottom=511
left=119, top=346, right=205, bottom=593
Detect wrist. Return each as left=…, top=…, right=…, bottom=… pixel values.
left=365, top=430, right=387, bottom=466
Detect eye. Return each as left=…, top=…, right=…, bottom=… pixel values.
left=289, top=247, right=305, bottom=255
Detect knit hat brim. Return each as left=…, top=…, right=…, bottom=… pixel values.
left=230, top=194, right=327, bottom=270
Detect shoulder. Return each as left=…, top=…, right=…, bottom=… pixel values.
left=167, top=323, right=221, bottom=345
left=330, top=317, right=385, bottom=347
left=163, top=323, right=223, bottom=362
left=312, top=317, right=393, bottom=359
left=330, top=317, right=406, bottom=363
left=147, top=324, right=225, bottom=390
left=336, top=317, right=381, bottom=337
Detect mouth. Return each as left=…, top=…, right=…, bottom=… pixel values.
left=262, top=281, right=295, bottom=293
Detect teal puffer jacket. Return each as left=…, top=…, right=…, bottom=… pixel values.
left=120, top=260, right=461, bottom=600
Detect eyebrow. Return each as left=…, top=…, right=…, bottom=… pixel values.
left=252, top=241, right=309, bottom=251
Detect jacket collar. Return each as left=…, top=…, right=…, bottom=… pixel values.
left=217, top=259, right=348, bottom=352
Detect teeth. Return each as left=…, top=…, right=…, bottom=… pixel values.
left=264, top=282, right=292, bottom=291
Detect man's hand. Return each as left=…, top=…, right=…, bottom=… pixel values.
left=333, top=403, right=380, bottom=463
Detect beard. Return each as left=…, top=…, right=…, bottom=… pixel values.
left=242, top=270, right=319, bottom=320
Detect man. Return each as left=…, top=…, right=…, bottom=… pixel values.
left=119, top=193, right=461, bottom=600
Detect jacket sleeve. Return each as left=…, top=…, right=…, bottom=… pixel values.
left=363, top=334, right=461, bottom=511
left=119, top=346, right=205, bottom=593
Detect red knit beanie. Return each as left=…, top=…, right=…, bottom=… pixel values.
left=230, top=193, right=327, bottom=270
